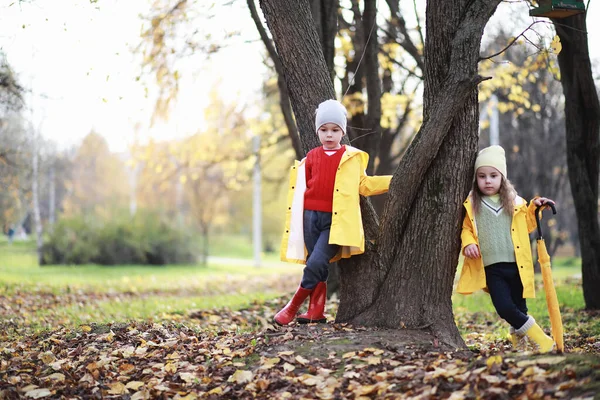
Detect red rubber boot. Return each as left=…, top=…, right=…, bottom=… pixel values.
left=296, top=281, right=327, bottom=324
left=274, top=286, right=312, bottom=326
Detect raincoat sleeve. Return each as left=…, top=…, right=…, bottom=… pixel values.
left=526, top=196, right=541, bottom=233
left=460, top=213, right=478, bottom=254
left=359, top=172, right=392, bottom=197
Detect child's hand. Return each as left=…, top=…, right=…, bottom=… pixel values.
left=464, top=244, right=480, bottom=259
left=533, top=197, right=555, bottom=207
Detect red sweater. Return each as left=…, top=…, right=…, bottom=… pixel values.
left=304, top=146, right=346, bottom=212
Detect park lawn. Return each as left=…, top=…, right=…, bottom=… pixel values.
left=1, top=238, right=593, bottom=346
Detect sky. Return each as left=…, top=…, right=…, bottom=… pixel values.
left=0, top=0, right=598, bottom=153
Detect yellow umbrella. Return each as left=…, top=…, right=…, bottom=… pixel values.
left=536, top=203, right=564, bottom=352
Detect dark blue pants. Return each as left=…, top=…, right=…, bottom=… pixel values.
left=485, top=262, right=529, bottom=330
left=300, top=210, right=340, bottom=289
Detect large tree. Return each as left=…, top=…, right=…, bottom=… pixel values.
left=552, top=12, right=600, bottom=309
left=260, top=0, right=501, bottom=347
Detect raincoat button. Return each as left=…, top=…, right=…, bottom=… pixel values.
left=288, top=207, right=291, bottom=210
left=334, top=212, right=337, bottom=215
left=336, top=189, right=339, bottom=192
left=286, top=230, right=289, bottom=233
left=520, top=265, right=523, bottom=268
left=338, top=168, right=341, bottom=170
left=517, top=246, right=520, bottom=249
left=292, top=186, right=295, bottom=189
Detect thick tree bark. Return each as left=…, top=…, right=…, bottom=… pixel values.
left=309, top=0, right=338, bottom=81
left=553, top=13, right=600, bottom=309
left=337, top=0, right=500, bottom=348
left=259, top=0, right=339, bottom=153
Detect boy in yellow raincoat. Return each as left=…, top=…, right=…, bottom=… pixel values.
left=275, top=99, right=392, bottom=325
left=457, top=145, right=556, bottom=352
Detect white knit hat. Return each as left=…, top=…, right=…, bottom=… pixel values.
left=474, top=145, right=507, bottom=177
left=315, top=99, right=347, bottom=134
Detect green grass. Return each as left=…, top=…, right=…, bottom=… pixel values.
left=31, top=292, right=282, bottom=328
left=0, top=238, right=290, bottom=294
left=1, top=236, right=590, bottom=341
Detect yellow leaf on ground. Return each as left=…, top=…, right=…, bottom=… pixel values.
left=25, top=388, right=52, bottom=399
left=39, top=352, right=55, bottom=364
left=260, top=357, right=280, bottom=370
left=119, top=363, right=135, bottom=375
left=208, top=387, right=223, bottom=395
left=367, top=357, right=381, bottom=365
left=107, top=382, right=128, bottom=395
left=295, top=355, right=309, bottom=365
left=125, top=381, right=145, bottom=390
left=165, top=362, right=178, bottom=374
left=44, top=373, right=65, bottom=382
left=486, top=355, right=502, bottom=368
left=283, top=363, right=295, bottom=372
left=342, top=352, right=356, bottom=359
left=81, top=325, right=92, bottom=333
left=228, top=370, right=253, bottom=384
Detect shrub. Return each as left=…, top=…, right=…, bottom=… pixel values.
left=41, top=212, right=195, bottom=266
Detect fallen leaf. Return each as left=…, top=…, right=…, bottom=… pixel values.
left=119, top=363, right=135, bottom=375
left=125, top=381, right=145, bottom=390
left=295, top=355, right=309, bottom=365
left=486, top=355, right=502, bottom=368
left=165, top=362, right=178, bottom=374
left=283, top=363, right=295, bottom=372
left=25, top=389, right=52, bottom=399
left=367, top=356, right=381, bottom=365
left=44, top=373, right=65, bottom=382
left=260, top=357, right=280, bottom=370
left=228, top=370, right=253, bottom=384
left=38, top=352, right=55, bottom=364
left=107, top=382, right=128, bottom=395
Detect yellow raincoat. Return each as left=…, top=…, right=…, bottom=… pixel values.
left=280, top=145, right=391, bottom=264
left=457, top=194, right=540, bottom=298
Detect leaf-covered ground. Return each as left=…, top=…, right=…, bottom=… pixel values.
left=1, top=274, right=599, bottom=400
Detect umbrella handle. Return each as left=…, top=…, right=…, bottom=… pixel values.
left=535, top=202, right=557, bottom=239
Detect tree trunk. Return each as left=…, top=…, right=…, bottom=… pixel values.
left=309, top=0, right=338, bottom=81
left=553, top=13, right=600, bottom=310
left=259, top=0, right=339, bottom=153
left=336, top=0, right=500, bottom=348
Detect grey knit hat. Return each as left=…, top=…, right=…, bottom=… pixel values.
left=315, top=99, right=347, bottom=134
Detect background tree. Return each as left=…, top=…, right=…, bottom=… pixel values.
left=63, top=131, right=130, bottom=217
left=552, top=12, right=600, bottom=309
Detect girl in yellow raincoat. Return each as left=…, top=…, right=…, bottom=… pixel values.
left=274, top=99, right=392, bottom=326
left=457, top=145, right=556, bottom=353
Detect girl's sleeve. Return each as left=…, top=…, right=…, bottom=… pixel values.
left=359, top=171, right=392, bottom=196
left=461, top=214, right=478, bottom=254
left=526, top=196, right=541, bottom=233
